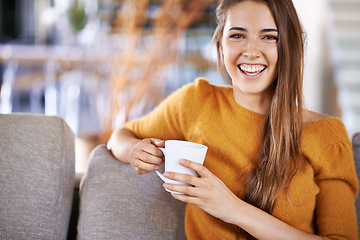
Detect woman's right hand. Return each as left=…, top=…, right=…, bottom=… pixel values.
left=129, top=138, right=165, bottom=175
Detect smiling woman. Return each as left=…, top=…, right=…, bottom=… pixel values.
left=106, top=0, right=359, bottom=239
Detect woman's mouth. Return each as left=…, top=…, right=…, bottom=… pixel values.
left=238, top=64, right=267, bottom=76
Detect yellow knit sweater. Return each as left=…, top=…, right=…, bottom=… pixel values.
left=124, top=79, right=358, bottom=240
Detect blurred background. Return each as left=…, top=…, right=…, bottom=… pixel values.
left=0, top=0, right=359, bottom=173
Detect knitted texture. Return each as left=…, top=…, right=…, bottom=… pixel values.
left=124, top=79, right=358, bottom=240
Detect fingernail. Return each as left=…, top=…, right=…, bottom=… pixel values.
left=155, top=165, right=160, bottom=170
left=155, top=140, right=164, bottom=145
left=163, top=183, right=169, bottom=188
left=179, top=159, right=185, bottom=164
left=164, top=172, right=169, bottom=177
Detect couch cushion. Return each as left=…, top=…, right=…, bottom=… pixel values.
left=0, top=114, right=75, bottom=240
left=352, top=131, right=360, bottom=233
left=78, top=145, right=187, bottom=240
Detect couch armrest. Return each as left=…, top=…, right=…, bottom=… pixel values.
left=0, top=113, right=75, bottom=240
left=77, top=145, right=186, bottom=240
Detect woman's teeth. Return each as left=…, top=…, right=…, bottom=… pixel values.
left=239, top=64, right=266, bottom=75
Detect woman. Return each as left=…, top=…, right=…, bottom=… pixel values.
left=107, top=0, right=359, bottom=239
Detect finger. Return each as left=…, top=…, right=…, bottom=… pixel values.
left=134, top=166, right=150, bottom=175
left=171, top=192, right=200, bottom=205
left=163, top=182, right=199, bottom=197
left=164, top=171, right=198, bottom=186
left=133, top=158, right=160, bottom=172
left=137, top=149, right=163, bottom=165
left=142, top=144, right=164, bottom=158
left=138, top=140, right=164, bottom=162
left=178, top=159, right=209, bottom=177
left=150, top=138, right=165, bottom=148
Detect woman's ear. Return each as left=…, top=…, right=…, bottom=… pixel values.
left=219, top=43, right=224, bottom=59
left=217, top=42, right=224, bottom=59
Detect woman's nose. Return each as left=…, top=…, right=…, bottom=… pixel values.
left=243, top=40, right=260, bottom=59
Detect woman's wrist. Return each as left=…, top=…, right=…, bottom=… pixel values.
left=229, top=200, right=322, bottom=240
left=224, top=197, right=249, bottom=226
left=107, top=128, right=140, bottom=164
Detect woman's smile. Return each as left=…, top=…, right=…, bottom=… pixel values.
left=238, top=63, right=267, bottom=79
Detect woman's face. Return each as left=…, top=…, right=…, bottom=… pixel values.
left=221, top=1, right=278, bottom=103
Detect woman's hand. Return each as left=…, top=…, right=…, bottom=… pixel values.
left=107, top=128, right=165, bottom=175
left=129, top=138, right=165, bottom=175
left=163, top=159, right=323, bottom=240
left=163, top=159, right=242, bottom=224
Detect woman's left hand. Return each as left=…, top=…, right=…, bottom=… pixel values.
left=163, top=159, right=242, bottom=224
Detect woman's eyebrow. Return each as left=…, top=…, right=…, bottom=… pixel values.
left=228, top=27, right=278, bottom=33
left=228, top=27, right=246, bottom=32
left=261, top=28, right=278, bottom=33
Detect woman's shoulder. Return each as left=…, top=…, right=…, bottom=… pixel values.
left=180, top=78, right=232, bottom=100
left=300, top=111, right=357, bottom=191
left=302, top=110, right=345, bottom=132
left=176, top=78, right=212, bottom=95
left=301, top=110, right=350, bottom=153
left=192, top=78, right=231, bottom=91
left=302, top=109, right=330, bottom=123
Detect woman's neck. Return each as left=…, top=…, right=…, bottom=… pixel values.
left=232, top=89, right=272, bottom=115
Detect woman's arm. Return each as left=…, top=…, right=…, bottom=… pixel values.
left=107, top=128, right=165, bottom=175
left=230, top=198, right=323, bottom=240
left=163, top=159, right=323, bottom=240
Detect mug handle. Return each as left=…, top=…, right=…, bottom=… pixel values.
left=155, top=147, right=166, bottom=182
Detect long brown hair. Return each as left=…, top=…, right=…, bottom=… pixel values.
left=213, top=0, right=305, bottom=213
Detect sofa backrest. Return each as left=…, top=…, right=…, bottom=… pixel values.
left=77, top=145, right=187, bottom=240
left=0, top=114, right=75, bottom=240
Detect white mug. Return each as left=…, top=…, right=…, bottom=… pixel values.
left=156, top=140, right=208, bottom=193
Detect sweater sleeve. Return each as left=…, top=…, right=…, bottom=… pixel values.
left=123, top=79, right=205, bottom=140
left=306, top=121, right=359, bottom=240
left=123, top=87, right=186, bottom=140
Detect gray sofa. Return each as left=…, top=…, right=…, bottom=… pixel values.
left=0, top=113, right=359, bottom=239
left=0, top=114, right=75, bottom=240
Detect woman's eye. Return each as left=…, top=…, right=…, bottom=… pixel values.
left=264, top=35, right=278, bottom=41
left=230, top=34, right=245, bottom=39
